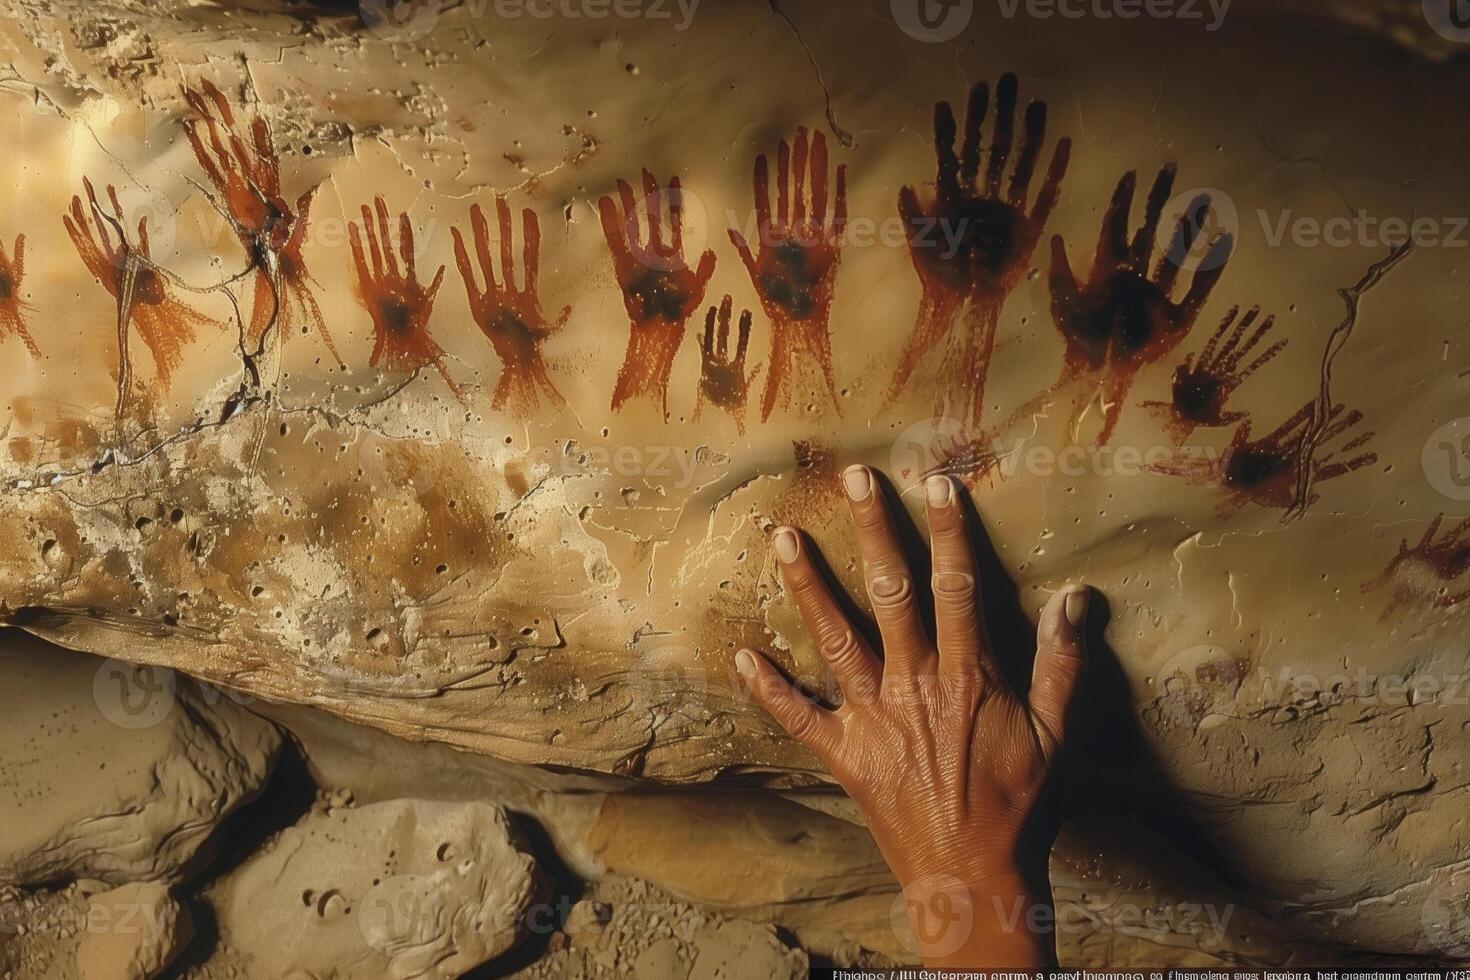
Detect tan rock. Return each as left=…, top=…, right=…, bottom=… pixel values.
left=0, top=631, right=281, bottom=886
left=206, top=798, right=544, bottom=979
left=75, top=882, right=193, bottom=980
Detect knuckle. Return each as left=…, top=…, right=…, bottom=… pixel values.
left=931, top=570, right=976, bottom=602
left=866, top=569, right=914, bottom=609
left=818, top=626, right=862, bottom=665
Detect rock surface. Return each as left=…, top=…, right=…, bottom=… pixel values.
left=0, top=630, right=281, bottom=886
left=75, top=882, right=193, bottom=980
left=204, top=797, right=545, bottom=978
left=0, top=0, right=1466, bottom=968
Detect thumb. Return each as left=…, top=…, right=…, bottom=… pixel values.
left=1028, top=585, right=1090, bottom=756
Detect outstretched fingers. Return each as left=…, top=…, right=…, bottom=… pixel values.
left=923, top=475, right=996, bottom=681
left=735, top=649, right=840, bottom=760
left=842, top=465, right=932, bottom=679
left=772, top=524, right=883, bottom=707
left=1028, top=586, right=1090, bottom=758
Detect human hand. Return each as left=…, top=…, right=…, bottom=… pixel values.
left=735, top=465, right=1090, bottom=968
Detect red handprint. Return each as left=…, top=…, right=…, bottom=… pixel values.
left=0, top=233, right=39, bottom=357
left=599, top=169, right=716, bottom=418
left=348, top=197, right=455, bottom=394
left=1150, top=399, right=1375, bottom=515
left=1144, top=305, right=1288, bottom=442
left=888, top=73, right=1071, bottom=428
left=183, top=80, right=341, bottom=366
left=1049, top=165, right=1233, bottom=444
left=452, top=197, right=568, bottom=417
left=1363, top=514, right=1470, bottom=613
left=729, top=127, right=846, bottom=421
left=64, top=178, right=217, bottom=395
left=694, top=294, right=753, bottom=431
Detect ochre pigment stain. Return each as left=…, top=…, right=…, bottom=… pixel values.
left=1364, top=513, right=1470, bottom=613
left=728, top=127, right=847, bottom=421
left=599, top=169, right=716, bottom=418
left=183, top=80, right=342, bottom=366
left=64, top=177, right=218, bottom=395
left=0, top=232, right=39, bottom=358
left=452, top=196, right=568, bottom=416
left=695, top=294, right=753, bottom=431
left=1049, top=165, right=1234, bottom=445
left=1151, top=398, right=1376, bottom=515
left=888, top=73, right=1072, bottom=430
left=1145, top=305, right=1288, bottom=442
left=348, top=196, right=457, bottom=395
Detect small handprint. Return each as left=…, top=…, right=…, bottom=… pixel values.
left=598, top=169, right=716, bottom=417
left=348, top=197, right=456, bottom=394
left=63, top=178, right=217, bottom=394
left=889, top=73, right=1072, bottom=428
left=452, top=197, right=568, bottom=417
left=183, top=80, right=341, bottom=365
left=695, top=294, right=753, bottom=431
left=728, top=127, right=846, bottom=421
left=1363, top=513, right=1470, bottom=614
left=0, top=232, right=40, bottom=357
left=1150, top=399, right=1375, bottom=515
left=1144, top=305, right=1287, bottom=442
left=1050, top=166, right=1234, bottom=444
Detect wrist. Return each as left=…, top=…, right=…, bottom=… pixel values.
left=898, top=868, right=1057, bottom=969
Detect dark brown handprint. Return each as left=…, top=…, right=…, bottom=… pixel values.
left=452, top=197, right=568, bottom=416
left=183, top=79, right=342, bottom=366
left=64, top=178, right=217, bottom=396
left=1364, top=514, right=1470, bottom=614
left=1150, top=399, right=1375, bottom=515
left=1049, top=165, right=1233, bottom=445
left=889, top=73, right=1072, bottom=428
left=694, top=294, right=753, bottom=431
left=599, top=169, right=716, bottom=418
left=1144, top=305, right=1287, bottom=442
left=348, top=197, right=456, bottom=394
left=0, top=233, right=40, bottom=358
left=728, top=127, right=846, bottom=421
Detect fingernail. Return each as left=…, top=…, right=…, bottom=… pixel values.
left=773, top=527, right=799, bottom=563
left=842, top=465, right=872, bottom=501
left=925, top=474, right=952, bottom=507
left=1065, top=586, right=1090, bottom=627
left=735, top=649, right=758, bottom=679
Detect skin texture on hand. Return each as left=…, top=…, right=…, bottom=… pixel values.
left=735, top=464, right=1089, bottom=968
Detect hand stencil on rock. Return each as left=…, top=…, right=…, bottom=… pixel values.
left=889, top=73, right=1072, bottom=428
left=599, top=169, right=716, bottom=418
left=729, top=127, right=846, bottom=421
left=348, top=197, right=456, bottom=395
left=452, top=197, right=568, bottom=417
left=0, top=232, right=39, bottom=358
left=695, top=295, right=754, bottom=431
left=183, top=80, right=340, bottom=366
left=1144, top=305, right=1287, bottom=442
left=1049, top=165, right=1233, bottom=444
